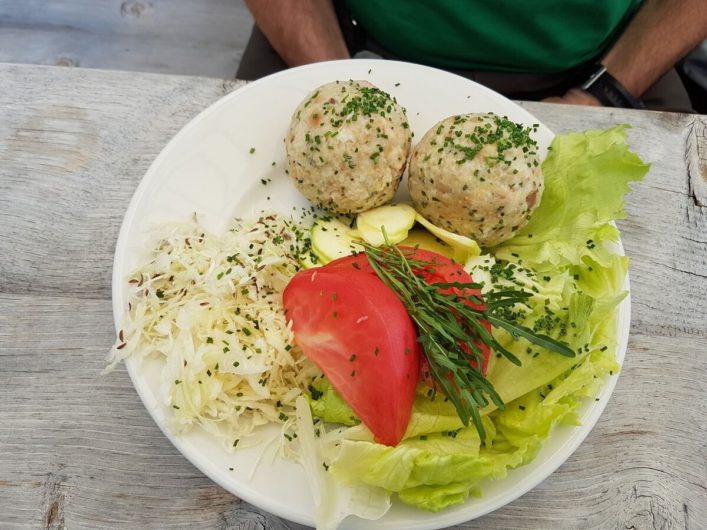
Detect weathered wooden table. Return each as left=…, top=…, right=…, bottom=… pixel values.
left=1, top=63, right=705, bottom=529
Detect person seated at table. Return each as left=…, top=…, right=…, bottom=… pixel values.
left=237, top=0, right=707, bottom=112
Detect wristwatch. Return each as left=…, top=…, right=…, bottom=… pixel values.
left=580, top=65, right=645, bottom=109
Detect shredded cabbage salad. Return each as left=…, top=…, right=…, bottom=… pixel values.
left=107, top=213, right=320, bottom=447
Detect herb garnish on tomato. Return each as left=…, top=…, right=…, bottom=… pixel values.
left=328, top=249, right=492, bottom=376
left=363, top=244, right=576, bottom=440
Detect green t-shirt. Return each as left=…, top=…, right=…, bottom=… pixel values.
left=344, top=0, right=641, bottom=73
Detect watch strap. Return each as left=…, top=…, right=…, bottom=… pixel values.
left=581, top=65, right=645, bottom=109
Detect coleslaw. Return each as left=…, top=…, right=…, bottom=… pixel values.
left=106, top=214, right=320, bottom=447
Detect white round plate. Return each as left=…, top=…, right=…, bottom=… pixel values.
left=112, top=59, right=629, bottom=529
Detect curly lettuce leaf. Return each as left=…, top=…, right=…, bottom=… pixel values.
left=494, top=125, right=649, bottom=269
left=325, top=346, right=617, bottom=512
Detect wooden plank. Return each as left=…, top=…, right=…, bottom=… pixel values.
left=0, top=64, right=705, bottom=529
left=0, top=0, right=253, bottom=77
left=0, top=26, right=247, bottom=77
left=0, top=0, right=252, bottom=39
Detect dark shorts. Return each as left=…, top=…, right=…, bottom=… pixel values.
left=236, top=20, right=693, bottom=113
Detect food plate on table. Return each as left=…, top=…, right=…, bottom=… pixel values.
left=111, top=60, right=634, bottom=528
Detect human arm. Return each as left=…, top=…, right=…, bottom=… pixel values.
left=244, top=0, right=350, bottom=66
left=545, top=0, right=707, bottom=106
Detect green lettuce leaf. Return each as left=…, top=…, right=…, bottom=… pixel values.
left=309, top=379, right=470, bottom=438
left=325, top=346, right=617, bottom=512
left=494, top=125, right=649, bottom=270
left=309, top=377, right=359, bottom=426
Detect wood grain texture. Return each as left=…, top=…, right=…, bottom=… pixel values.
left=0, top=63, right=705, bottom=529
left=0, top=0, right=253, bottom=77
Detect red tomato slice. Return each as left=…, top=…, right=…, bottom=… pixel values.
left=328, top=248, right=491, bottom=375
left=283, top=267, right=420, bottom=446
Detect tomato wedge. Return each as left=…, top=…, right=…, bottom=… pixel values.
left=283, top=266, right=420, bottom=446
left=328, top=248, right=491, bottom=375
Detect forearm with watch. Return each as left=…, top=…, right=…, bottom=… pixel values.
left=568, top=0, right=707, bottom=107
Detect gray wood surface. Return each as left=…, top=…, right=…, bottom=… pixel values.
left=0, top=62, right=706, bottom=529
left=0, top=0, right=253, bottom=77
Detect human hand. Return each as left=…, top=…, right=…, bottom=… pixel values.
left=542, top=88, right=602, bottom=106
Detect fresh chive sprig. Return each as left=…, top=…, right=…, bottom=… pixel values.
left=363, top=242, right=574, bottom=440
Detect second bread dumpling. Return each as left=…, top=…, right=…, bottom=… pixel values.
left=408, top=113, right=544, bottom=247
